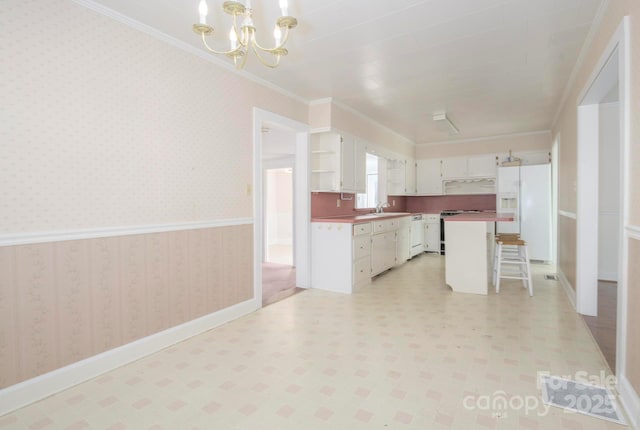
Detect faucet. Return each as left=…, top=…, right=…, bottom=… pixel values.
left=375, top=202, right=390, bottom=213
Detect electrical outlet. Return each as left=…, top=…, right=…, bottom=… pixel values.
left=246, top=184, right=252, bottom=196
left=392, top=199, right=396, bottom=206
left=336, top=199, right=341, bottom=207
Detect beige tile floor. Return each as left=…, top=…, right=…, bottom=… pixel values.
left=0, top=254, right=626, bottom=429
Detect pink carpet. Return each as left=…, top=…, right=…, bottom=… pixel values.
left=262, top=262, right=300, bottom=306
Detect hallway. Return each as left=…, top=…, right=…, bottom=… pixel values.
left=0, top=255, right=619, bottom=429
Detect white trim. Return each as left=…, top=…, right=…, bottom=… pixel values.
left=71, top=0, right=308, bottom=106
left=309, top=98, right=334, bottom=106
left=618, top=375, right=640, bottom=430
left=417, top=130, right=551, bottom=146
left=558, top=269, right=577, bottom=310
left=253, top=108, right=311, bottom=306
left=551, top=0, right=610, bottom=127
left=558, top=210, right=577, bottom=220
left=0, top=218, right=253, bottom=247
left=616, top=17, right=631, bottom=386
left=0, top=298, right=259, bottom=416
left=576, top=104, right=599, bottom=316
left=626, top=225, right=640, bottom=239
left=310, top=126, right=332, bottom=134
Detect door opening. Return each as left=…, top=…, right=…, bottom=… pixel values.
left=575, top=25, right=628, bottom=376
left=254, top=111, right=310, bottom=308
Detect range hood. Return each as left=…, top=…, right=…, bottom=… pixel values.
left=443, top=178, right=496, bottom=195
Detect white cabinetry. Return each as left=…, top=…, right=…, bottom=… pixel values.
left=371, top=218, right=399, bottom=276
left=387, top=159, right=406, bottom=195
left=311, top=222, right=371, bottom=294
left=468, top=155, right=497, bottom=177
left=311, top=132, right=364, bottom=193
left=340, top=135, right=355, bottom=192
left=354, top=139, right=367, bottom=193
left=387, top=157, right=417, bottom=196
left=395, top=216, right=411, bottom=265
left=353, top=225, right=372, bottom=286
left=405, top=160, right=416, bottom=195
left=423, top=214, right=440, bottom=253
left=441, top=157, right=468, bottom=179
left=416, top=159, right=442, bottom=195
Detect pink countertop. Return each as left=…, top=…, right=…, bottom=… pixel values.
left=445, top=212, right=514, bottom=222
left=311, top=212, right=414, bottom=224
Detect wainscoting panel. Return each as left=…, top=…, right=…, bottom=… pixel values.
left=0, top=224, right=253, bottom=389
left=90, top=237, right=122, bottom=355
left=0, top=246, right=18, bottom=387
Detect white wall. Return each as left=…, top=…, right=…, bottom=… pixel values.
left=598, top=102, right=620, bottom=281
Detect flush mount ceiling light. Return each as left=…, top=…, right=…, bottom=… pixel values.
left=433, top=112, right=460, bottom=136
left=193, top=0, right=297, bottom=69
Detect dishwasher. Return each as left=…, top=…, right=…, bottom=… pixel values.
left=410, top=214, right=424, bottom=258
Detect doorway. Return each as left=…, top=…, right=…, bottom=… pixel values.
left=575, top=19, right=629, bottom=378
left=261, top=127, right=298, bottom=305
left=253, top=109, right=310, bottom=308
left=581, top=95, right=621, bottom=372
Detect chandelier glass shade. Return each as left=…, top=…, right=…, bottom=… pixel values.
left=193, top=0, right=297, bottom=69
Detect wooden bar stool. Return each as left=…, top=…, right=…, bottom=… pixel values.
left=492, top=234, right=521, bottom=286
left=494, top=237, right=533, bottom=296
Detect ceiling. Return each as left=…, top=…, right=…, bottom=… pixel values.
left=87, top=0, right=603, bottom=143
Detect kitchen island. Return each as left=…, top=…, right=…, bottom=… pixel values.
left=444, top=212, right=514, bottom=295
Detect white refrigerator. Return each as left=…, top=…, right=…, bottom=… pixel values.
left=496, top=164, right=552, bottom=262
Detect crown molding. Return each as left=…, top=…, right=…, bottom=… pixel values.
left=309, top=97, right=334, bottom=106
left=551, top=0, right=610, bottom=128
left=71, top=0, right=309, bottom=106
left=417, top=130, right=551, bottom=147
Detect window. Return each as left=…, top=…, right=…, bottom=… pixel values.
left=356, top=153, right=387, bottom=208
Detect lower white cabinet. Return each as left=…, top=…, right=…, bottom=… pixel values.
left=371, top=232, right=396, bottom=276
left=312, top=222, right=371, bottom=294
left=371, top=218, right=400, bottom=276
left=312, top=217, right=407, bottom=293
left=423, top=214, right=440, bottom=253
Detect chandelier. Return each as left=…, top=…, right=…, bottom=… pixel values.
left=192, top=0, right=297, bottom=69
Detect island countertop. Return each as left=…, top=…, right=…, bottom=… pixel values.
left=445, top=212, right=514, bottom=222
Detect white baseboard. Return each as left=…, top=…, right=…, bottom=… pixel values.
left=598, top=271, right=618, bottom=282
left=0, top=298, right=260, bottom=416
left=558, top=269, right=576, bottom=310
left=619, top=374, right=640, bottom=429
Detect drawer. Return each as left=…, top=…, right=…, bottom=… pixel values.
left=424, top=214, right=440, bottom=223
left=372, top=218, right=399, bottom=233
left=353, top=235, right=371, bottom=259
left=353, top=223, right=371, bottom=236
left=353, top=257, right=371, bottom=285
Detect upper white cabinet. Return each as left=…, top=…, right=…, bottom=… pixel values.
left=416, top=159, right=443, bottom=195
left=468, top=155, right=498, bottom=177
left=386, top=156, right=417, bottom=196
left=354, top=139, right=367, bottom=193
left=340, top=135, right=356, bottom=193
left=405, top=159, right=416, bottom=195
left=387, top=158, right=406, bottom=196
left=311, top=132, right=365, bottom=193
left=441, top=158, right=468, bottom=179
